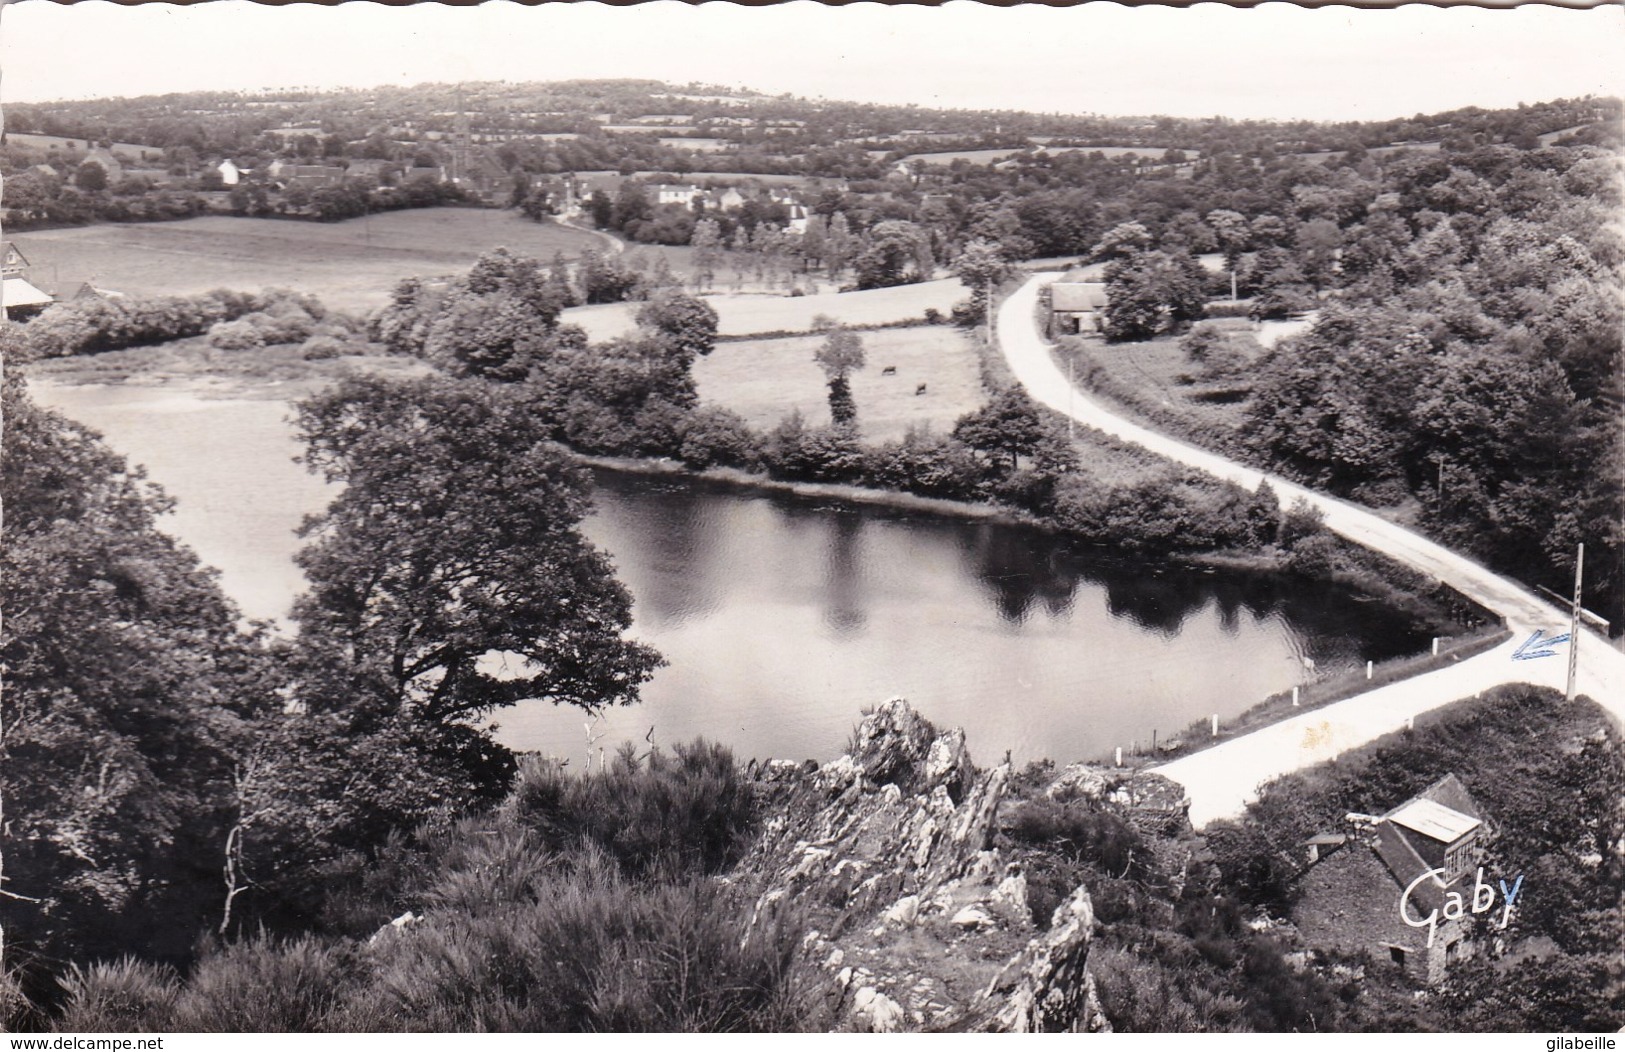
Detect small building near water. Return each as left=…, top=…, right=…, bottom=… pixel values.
left=2, top=241, right=53, bottom=320
left=1291, top=774, right=1488, bottom=985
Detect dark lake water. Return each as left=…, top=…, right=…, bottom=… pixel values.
left=32, top=382, right=1433, bottom=769
left=524, top=470, right=1431, bottom=766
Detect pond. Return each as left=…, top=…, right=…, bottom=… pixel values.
left=31, top=380, right=1434, bottom=768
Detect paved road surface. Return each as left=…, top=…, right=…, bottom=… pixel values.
left=997, top=273, right=1623, bottom=826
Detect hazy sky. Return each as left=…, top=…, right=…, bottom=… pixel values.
left=2, top=1, right=1620, bottom=122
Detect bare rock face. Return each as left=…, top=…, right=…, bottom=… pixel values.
left=973, top=885, right=1111, bottom=1033
left=738, top=698, right=1109, bottom=1033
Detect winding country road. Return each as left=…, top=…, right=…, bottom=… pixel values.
left=997, top=273, right=1624, bottom=826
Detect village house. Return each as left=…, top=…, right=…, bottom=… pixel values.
left=1290, top=774, right=1489, bottom=985
left=1, top=242, right=54, bottom=319
left=649, top=183, right=701, bottom=208
left=707, top=187, right=747, bottom=211
left=1049, top=271, right=1109, bottom=336
left=81, top=145, right=124, bottom=181
left=403, top=164, right=447, bottom=184
left=215, top=159, right=243, bottom=186
left=50, top=281, right=122, bottom=305
left=267, top=162, right=348, bottom=191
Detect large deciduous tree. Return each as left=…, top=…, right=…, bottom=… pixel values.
left=852, top=220, right=934, bottom=290
left=635, top=291, right=720, bottom=368
left=1102, top=250, right=1208, bottom=341
left=1, top=374, right=276, bottom=966
left=289, top=375, right=663, bottom=797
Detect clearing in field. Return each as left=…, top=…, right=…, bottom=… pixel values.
left=11, top=209, right=607, bottom=315
left=694, top=325, right=983, bottom=443
left=566, top=277, right=965, bottom=342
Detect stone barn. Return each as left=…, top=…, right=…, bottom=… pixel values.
left=1049, top=272, right=1108, bottom=336
left=1290, top=774, right=1488, bottom=985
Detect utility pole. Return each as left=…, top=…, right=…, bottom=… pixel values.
left=1067, top=355, right=1076, bottom=443
left=1566, top=542, right=1583, bottom=702
left=984, top=275, right=994, bottom=345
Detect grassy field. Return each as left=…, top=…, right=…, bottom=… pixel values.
left=565, top=277, right=964, bottom=342
left=694, top=325, right=983, bottom=442
left=5, top=132, right=164, bottom=160
left=12, top=209, right=605, bottom=315
left=20, top=336, right=430, bottom=399
left=1056, top=320, right=1264, bottom=438
left=905, top=145, right=1201, bottom=166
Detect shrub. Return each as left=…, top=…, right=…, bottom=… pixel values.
left=1277, top=498, right=1326, bottom=550
left=761, top=413, right=865, bottom=484
left=1006, top=798, right=1148, bottom=880
left=56, top=959, right=179, bottom=1032
left=509, top=739, right=756, bottom=877
left=677, top=405, right=762, bottom=470
left=862, top=430, right=985, bottom=501
left=301, top=334, right=348, bottom=360
left=355, top=849, right=822, bottom=1032
left=206, top=318, right=266, bottom=351
left=168, top=935, right=357, bottom=1032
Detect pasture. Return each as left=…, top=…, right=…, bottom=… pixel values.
left=694, top=325, right=985, bottom=443
left=904, top=145, right=1200, bottom=166
left=563, top=277, right=965, bottom=342
left=11, top=209, right=605, bottom=314
left=5, top=132, right=164, bottom=161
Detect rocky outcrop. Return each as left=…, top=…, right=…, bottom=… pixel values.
left=738, top=698, right=1110, bottom=1033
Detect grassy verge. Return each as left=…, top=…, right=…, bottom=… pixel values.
left=1137, top=623, right=1514, bottom=763
left=1050, top=334, right=1259, bottom=463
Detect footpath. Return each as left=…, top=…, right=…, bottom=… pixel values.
left=996, top=273, right=1623, bottom=826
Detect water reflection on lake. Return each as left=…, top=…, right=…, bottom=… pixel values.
left=523, top=470, right=1429, bottom=766
left=30, top=381, right=1432, bottom=768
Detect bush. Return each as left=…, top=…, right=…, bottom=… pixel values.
left=207, top=318, right=265, bottom=351
left=56, top=959, right=178, bottom=1032
left=354, top=849, right=821, bottom=1032
left=862, top=430, right=985, bottom=501
left=761, top=413, right=865, bottom=484
left=1006, top=798, right=1148, bottom=880
left=509, top=739, right=756, bottom=878
left=677, top=406, right=762, bottom=470
left=168, top=935, right=357, bottom=1032
left=20, top=288, right=322, bottom=360
left=301, top=334, right=348, bottom=360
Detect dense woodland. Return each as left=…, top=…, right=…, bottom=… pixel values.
left=5, top=80, right=1615, bottom=177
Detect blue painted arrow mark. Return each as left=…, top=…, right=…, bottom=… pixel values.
left=1512, top=630, right=1571, bottom=661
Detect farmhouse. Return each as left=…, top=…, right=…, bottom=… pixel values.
left=51, top=281, right=123, bottom=305
left=650, top=184, right=701, bottom=207
left=1, top=241, right=53, bottom=319
left=1050, top=272, right=1109, bottom=336
left=268, top=161, right=347, bottom=189
left=82, top=146, right=124, bottom=181
left=1290, top=775, right=1489, bottom=985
